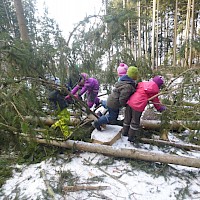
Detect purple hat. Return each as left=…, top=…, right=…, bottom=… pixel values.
left=153, top=76, right=164, bottom=88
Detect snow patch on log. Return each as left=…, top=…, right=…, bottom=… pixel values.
left=91, top=125, right=122, bottom=145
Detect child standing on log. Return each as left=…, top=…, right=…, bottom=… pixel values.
left=65, top=73, right=100, bottom=108
left=122, top=75, right=166, bottom=143
left=93, top=66, right=139, bottom=131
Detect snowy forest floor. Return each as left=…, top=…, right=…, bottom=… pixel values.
left=0, top=130, right=200, bottom=200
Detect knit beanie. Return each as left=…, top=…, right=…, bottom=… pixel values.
left=127, top=66, right=138, bottom=80
left=153, top=76, right=164, bottom=88
left=117, top=63, right=128, bottom=77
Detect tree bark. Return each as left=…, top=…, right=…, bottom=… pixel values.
left=14, top=0, right=29, bottom=41
left=27, top=116, right=200, bottom=131
left=173, top=0, right=178, bottom=67
left=151, top=0, right=156, bottom=69
left=140, top=138, right=200, bottom=151
left=23, top=135, right=200, bottom=168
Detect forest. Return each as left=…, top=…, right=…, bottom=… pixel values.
left=0, top=0, right=200, bottom=195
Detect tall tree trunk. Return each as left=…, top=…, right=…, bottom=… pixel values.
left=184, top=0, right=191, bottom=67
left=173, top=0, right=178, bottom=67
left=151, top=0, right=156, bottom=70
left=189, top=0, right=195, bottom=67
left=137, top=1, right=141, bottom=58
left=155, top=0, right=159, bottom=69
left=14, top=0, right=29, bottom=41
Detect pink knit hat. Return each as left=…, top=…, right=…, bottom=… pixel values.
left=117, top=63, right=128, bottom=77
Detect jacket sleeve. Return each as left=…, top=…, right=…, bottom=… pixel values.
left=70, top=85, right=80, bottom=95
left=151, top=96, right=163, bottom=111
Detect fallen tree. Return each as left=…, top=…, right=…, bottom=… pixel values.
left=20, top=134, right=200, bottom=168
left=24, top=116, right=200, bottom=131
left=140, top=138, right=200, bottom=151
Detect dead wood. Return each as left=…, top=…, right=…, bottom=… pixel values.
left=63, top=185, right=109, bottom=192
left=140, top=138, right=200, bottom=151
left=140, top=120, right=200, bottom=130
left=20, top=134, right=200, bottom=168
left=24, top=116, right=200, bottom=131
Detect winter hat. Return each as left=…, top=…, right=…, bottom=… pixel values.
left=153, top=76, right=164, bottom=88
left=80, top=73, right=89, bottom=81
left=127, top=66, right=138, bottom=80
left=117, top=63, right=128, bottom=77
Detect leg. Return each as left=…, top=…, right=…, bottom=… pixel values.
left=93, top=107, right=119, bottom=131
left=128, top=110, right=142, bottom=143
left=87, top=91, right=98, bottom=108
left=122, top=105, right=132, bottom=136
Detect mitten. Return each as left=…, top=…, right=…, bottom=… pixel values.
left=65, top=95, right=70, bottom=100
left=158, top=106, right=166, bottom=112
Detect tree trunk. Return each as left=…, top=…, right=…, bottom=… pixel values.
left=173, top=0, right=178, bottom=67
left=184, top=0, right=191, bottom=67
left=189, top=0, right=195, bottom=67
left=14, top=0, right=29, bottom=41
left=151, top=0, right=156, bottom=69
left=137, top=1, right=141, bottom=58
left=25, top=116, right=200, bottom=131
left=155, top=0, right=159, bottom=69
left=23, top=135, right=200, bottom=168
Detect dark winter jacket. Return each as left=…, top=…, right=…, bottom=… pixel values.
left=106, top=75, right=137, bottom=110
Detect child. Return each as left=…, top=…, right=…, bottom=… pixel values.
left=117, top=62, right=128, bottom=81
left=122, top=75, right=166, bottom=143
left=65, top=73, right=100, bottom=108
left=93, top=66, right=139, bottom=131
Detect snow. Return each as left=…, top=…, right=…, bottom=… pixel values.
left=1, top=131, right=200, bottom=200
left=1, top=89, right=200, bottom=200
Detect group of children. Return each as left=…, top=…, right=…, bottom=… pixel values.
left=49, top=62, right=166, bottom=144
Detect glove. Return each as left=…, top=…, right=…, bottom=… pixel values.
left=158, top=106, right=166, bottom=112
left=65, top=95, right=71, bottom=100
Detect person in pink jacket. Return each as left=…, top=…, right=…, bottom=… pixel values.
left=65, top=73, right=100, bottom=108
left=122, top=75, right=166, bottom=143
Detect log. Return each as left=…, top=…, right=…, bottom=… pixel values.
left=24, top=116, right=80, bottom=126
left=63, top=185, right=109, bottom=192
left=141, top=120, right=200, bottom=130
left=24, top=116, right=200, bottom=131
left=140, top=138, right=200, bottom=151
left=21, top=134, right=200, bottom=168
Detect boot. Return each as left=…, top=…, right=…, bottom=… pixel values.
left=128, top=130, right=141, bottom=143
left=121, top=126, right=130, bottom=136
left=93, top=120, right=101, bottom=131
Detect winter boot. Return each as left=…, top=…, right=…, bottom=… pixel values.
left=121, top=125, right=130, bottom=136
left=93, top=120, right=102, bottom=131
left=128, top=130, right=141, bottom=143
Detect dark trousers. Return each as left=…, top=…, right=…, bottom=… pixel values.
left=122, top=105, right=142, bottom=136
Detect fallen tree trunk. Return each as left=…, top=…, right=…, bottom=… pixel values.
left=141, top=120, right=200, bottom=130
left=24, top=116, right=200, bottom=131
left=21, top=134, right=200, bottom=168
left=140, top=138, right=200, bottom=151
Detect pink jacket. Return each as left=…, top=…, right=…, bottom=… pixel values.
left=127, top=81, right=163, bottom=112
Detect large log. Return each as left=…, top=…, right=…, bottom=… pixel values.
left=24, top=116, right=200, bottom=130
left=22, top=134, right=200, bottom=168
left=140, top=120, right=200, bottom=130
left=140, top=138, right=200, bottom=151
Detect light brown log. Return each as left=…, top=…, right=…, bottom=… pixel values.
left=141, top=120, right=200, bottom=130
left=22, top=135, right=200, bottom=168
left=140, top=138, right=200, bottom=151
left=24, top=116, right=200, bottom=131
left=63, top=185, right=109, bottom=192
